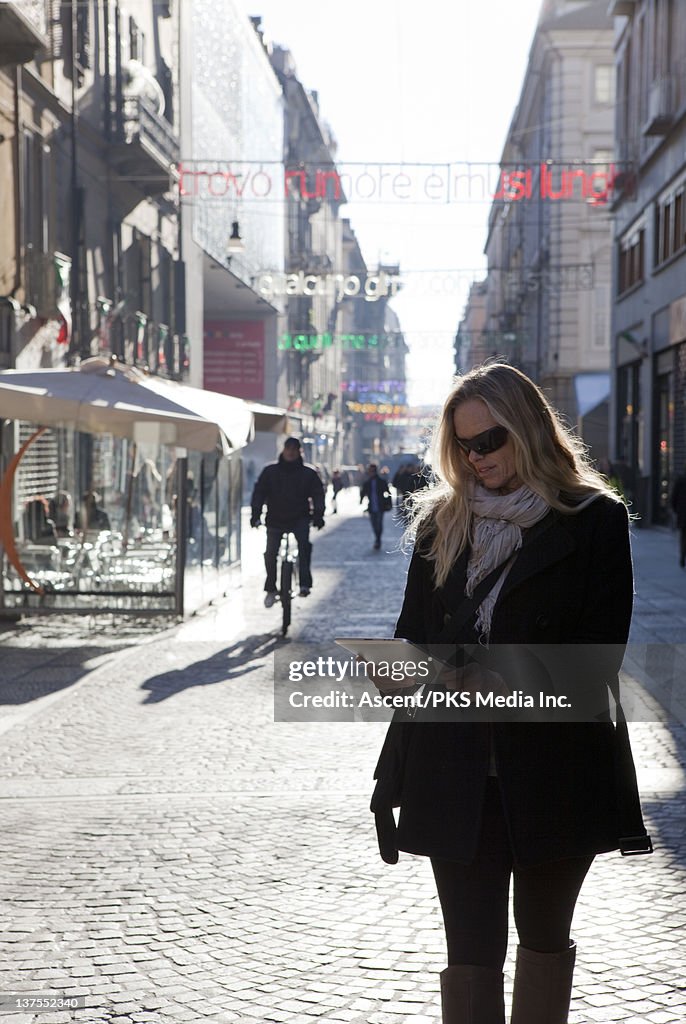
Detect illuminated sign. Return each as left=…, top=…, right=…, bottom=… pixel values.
left=493, top=164, right=617, bottom=207
left=341, top=380, right=406, bottom=392
left=264, top=265, right=594, bottom=307
left=278, top=333, right=400, bottom=351
left=177, top=161, right=630, bottom=206
left=258, top=271, right=400, bottom=304
left=347, top=401, right=409, bottom=416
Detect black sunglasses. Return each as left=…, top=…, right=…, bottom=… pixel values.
left=454, top=425, right=509, bottom=456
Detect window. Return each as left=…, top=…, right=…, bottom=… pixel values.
left=125, top=230, right=152, bottom=315
left=159, top=58, right=174, bottom=125
left=0, top=308, right=12, bottom=355
left=618, top=226, right=645, bottom=295
left=655, top=180, right=686, bottom=266
left=129, top=16, right=145, bottom=63
left=594, top=65, right=615, bottom=104
left=592, top=149, right=614, bottom=176
left=23, top=131, right=46, bottom=257
left=60, top=0, right=91, bottom=83
left=593, top=285, right=610, bottom=348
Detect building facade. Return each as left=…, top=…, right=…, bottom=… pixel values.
left=0, top=0, right=183, bottom=377
left=181, top=1, right=285, bottom=479
left=610, top=0, right=686, bottom=523
left=0, top=0, right=184, bottom=542
left=0, top=1, right=245, bottom=617
left=477, top=0, right=615, bottom=454
left=455, top=279, right=488, bottom=371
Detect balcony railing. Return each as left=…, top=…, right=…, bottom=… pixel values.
left=105, top=313, right=187, bottom=380
left=0, top=0, right=47, bottom=64
left=113, top=96, right=180, bottom=193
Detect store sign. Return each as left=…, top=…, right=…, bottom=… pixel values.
left=204, top=320, right=265, bottom=400
left=258, top=270, right=401, bottom=303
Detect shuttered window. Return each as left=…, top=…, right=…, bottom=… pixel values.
left=15, top=426, right=60, bottom=508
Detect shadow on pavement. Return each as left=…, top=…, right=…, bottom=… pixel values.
left=640, top=723, right=686, bottom=873
left=139, top=632, right=282, bottom=703
left=0, top=646, right=119, bottom=705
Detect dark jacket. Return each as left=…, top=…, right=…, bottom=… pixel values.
left=251, top=455, right=325, bottom=529
left=372, top=495, right=636, bottom=866
left=671, top=474, right=686, bottom=528
left=360, top=475, right=392, bottom=511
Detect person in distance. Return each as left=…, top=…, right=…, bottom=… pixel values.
left=250, top=437, right=325, bottom=603
left=360, top=463, right=393, bottom=549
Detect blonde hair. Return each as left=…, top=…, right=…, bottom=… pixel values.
left=408, top=362, right=623, bottom=588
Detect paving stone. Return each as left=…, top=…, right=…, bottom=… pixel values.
left=0, top=512, right=684, bottom=1023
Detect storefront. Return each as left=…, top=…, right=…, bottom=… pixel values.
left=0, top=359, right=281, bottom=617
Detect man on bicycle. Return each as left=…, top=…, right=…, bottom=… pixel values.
left=250, top=437, right=325, bottom=605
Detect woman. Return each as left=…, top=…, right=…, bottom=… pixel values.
left=370, top=363, right=651, bottom=1024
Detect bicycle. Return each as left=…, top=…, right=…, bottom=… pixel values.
left=277, top=531, right=299, bottom=637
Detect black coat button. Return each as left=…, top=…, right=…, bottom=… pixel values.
left=535, top=613, right=550, bottom=629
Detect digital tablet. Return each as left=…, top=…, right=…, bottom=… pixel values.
left=334, top=637, right=451, bottom=671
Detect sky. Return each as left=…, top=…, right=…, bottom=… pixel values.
left=240, top=0, right=545, bottom=405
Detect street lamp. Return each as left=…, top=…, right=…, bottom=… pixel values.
left=227, top=220, right=244, bottom=254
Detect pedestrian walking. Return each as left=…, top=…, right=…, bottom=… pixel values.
left=250, top=437, right=325, bottom=604
left=331, top=469, right=344, bottom=514
left=369, top=363, right=651, bottom=1024
left=392, top=463, right=414, bottom=509
left=360, top=463, right=392, bottom=549
left=394, top=461, right=430, bottom=523
left=670, top=465, right=686, bottom=567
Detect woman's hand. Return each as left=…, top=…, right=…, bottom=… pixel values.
left=439, top=662, right=510, bottom=699
left=356, top=656, right=422, bottom=694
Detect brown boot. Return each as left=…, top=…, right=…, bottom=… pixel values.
left=510, top=943, right=576, bottom=1024
left=439, top=964, right=505, bottom=1023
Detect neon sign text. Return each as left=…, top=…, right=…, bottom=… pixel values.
left=347, top=402, right=409, bottom=416
left=259, top=271, right=401, bottom=304
left=177, top=161, right=631, bottom=206
left=278, top=333, right=400, bottom=351
left=493, top=163, right=617, bottom=206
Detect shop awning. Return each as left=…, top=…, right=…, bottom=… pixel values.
left=0, top=358, right=254, bottom=453
left=245, top=400, right=289, bottom=434
left=574, top=372, right=611, bottom=419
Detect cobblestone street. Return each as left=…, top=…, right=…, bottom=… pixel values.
left=0, top=491, right=685, bottom=1024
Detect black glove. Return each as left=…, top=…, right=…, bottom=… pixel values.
left=250, top=515, right=261, bottom=528
left=313, top=517, right=325, bottom=530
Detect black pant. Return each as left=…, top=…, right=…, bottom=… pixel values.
left=431, top=779, right=593, bottom=970
left=369, top=509, right=384, bottom=542
left=264, top=518, right=312, bottom=591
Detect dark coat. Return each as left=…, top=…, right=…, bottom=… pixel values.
left=671, top=474, right=686, bottom=528
left=360, top=475, right=392, bottom=511
left=372, top=495, right=636, bottom=866
left=251, top=456, right=325, bottom=529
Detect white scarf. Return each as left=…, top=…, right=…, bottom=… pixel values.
left=465, top=483, right=550, bottom=641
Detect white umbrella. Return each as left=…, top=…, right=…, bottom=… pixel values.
left=0, top=357, right=254, bottom=452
